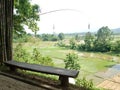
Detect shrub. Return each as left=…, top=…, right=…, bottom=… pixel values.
left=69, top=38, right=77, bottom=49
left=13, top=43, right=30, bottom=63
left=76, top=77, right=99, bottom=90
left=77, top=44, right=85, bottom=51
left=13, top=45, right=54, bottom=66
left=57, top=41, right=66, bottom=47
left=58, top=33, right=65, bottom=40
left=111, top=40, right=120, bottom=52
left=64, top=53, right=80, bottom=70
left=31, top=48, right=54, bottom=66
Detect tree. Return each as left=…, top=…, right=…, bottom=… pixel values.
left=111, top=40, right=120, bottom=52
left=41, top=34, right=59, bottom=41
left=0, top=0, right=13, bottom=63
left=75, top=34, right=80, bottom=41
left=84, top=32, right=94, bottom=51
left=96, top=26, right=112, bottom=41
left=69, top=38, right=76, bottom=49
left=93, top=26, right=112, bottom=52
left=58, top=33, right=65, bottom=40
left=64, top=53, right=80, bottom=70
left=14, top=0, right=40, bottom=37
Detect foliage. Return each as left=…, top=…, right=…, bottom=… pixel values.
left=84, top=32, right=94, bottom=51
left=13, top=43, right=30, bottom=63
left=64, top=53, right=80, bottom=70
left=93, top=40, right=111, bottom=52
left=13, top=33, right=30, bottom=43
left=75, top=34, right=80, bottom=41
left=77, top=44, right=85, bottom=51
left=76, top=77, right=99, bottom=90
left=13, top=33, right=41, bottom=43
left=57, top=41, right=66, bottom=47
left=69, top=38, right=77, bottom=49
left=41, top=34, right=59, bottom=41
left=31, top=48, right=54, bottom=66
left=12, top=41, right=117, bottom=84
left=111, top=40, right=120, bottom=52
left=14, top=0, right=40, bottom=36
left=32, top=48, right=42, bottom=62
left=13, top=44, right=54, bottom=66
left=58, top=33, right=65, bottom=40
left=93, top=26, right=112, bottom=52
left=96, top=26, right=113, bottom=41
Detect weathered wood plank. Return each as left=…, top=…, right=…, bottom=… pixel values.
left=4, top=60, right=79, bottom=86
left=4, top=61, right=79, bottom=78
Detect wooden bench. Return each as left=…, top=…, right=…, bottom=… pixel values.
left=4, top=60, right=79, bottom=86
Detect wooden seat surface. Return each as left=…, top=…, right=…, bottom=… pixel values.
left=4, top=61, right=79, bottom=78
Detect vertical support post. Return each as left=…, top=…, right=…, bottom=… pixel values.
left=10, top=66, right=16, bottom=72
left=0, top=0, right=13, bottom=64
left=5, top=0, right=13, bottom=61
left=0, top=0, right=7, bottom=64
left=59, top=76, right=69, bottom=87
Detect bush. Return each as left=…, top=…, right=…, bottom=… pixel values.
left=111, top=40, right=120, bottom=52
left=77, top=44, right=85, bottom=51
left=13, top=45, right=54, bottom=66
left=93, top=40, right=111, bottom=52
left=58, top=33, right=65, bottom=40
left=41, top=34, right=59, bottom=41
left=76, top=77, right=99, bottom=90
left=69, top=38, right=77, bottom=49
left=31, top=48, right=54, bottom=66
left=13, top=34, right=41, bottom=43
left=57, top=41, right=66, bottom=47
left=64, top=53, right=80, bottom=70
left=13, top=43, right=30, bottom=63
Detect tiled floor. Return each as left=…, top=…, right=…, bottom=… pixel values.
left=97, top=74, right=120, bottom=90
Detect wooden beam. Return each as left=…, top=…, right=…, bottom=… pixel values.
left=0, top=0, right=13, bottom=64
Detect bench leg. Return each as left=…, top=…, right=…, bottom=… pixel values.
left=59, top=76, right=69, bottom=87
left=10, top=66, right=16, bottom=72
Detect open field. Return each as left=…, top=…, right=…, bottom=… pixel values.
left=13, top=41, right=120, bottom=84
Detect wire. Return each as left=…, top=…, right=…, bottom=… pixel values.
left=39, top=9, right=82, bottom=15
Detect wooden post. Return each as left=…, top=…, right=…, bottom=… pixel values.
left=0, top=0, right=13, bottom=64
left=10, top=66, right=16, bottom=72
left=59, top=76, right=69, bottom=87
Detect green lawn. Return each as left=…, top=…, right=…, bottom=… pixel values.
left=13, top=41, right=118, bottom=78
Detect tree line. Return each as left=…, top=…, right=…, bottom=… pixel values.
left=13, top=32, right=65, bottom=42
left=58, top=26, right=120, bottom=53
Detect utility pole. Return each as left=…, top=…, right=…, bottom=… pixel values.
left=88, top=23, right=90, bottom=32
left=53, top=24, right=56, bottom=35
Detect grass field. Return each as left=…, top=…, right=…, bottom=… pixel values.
left=13, top=41, right=120, bottom=84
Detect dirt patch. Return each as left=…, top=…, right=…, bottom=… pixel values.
left=0, top=71, right=81, bottom=90
left=0, top=74, right=45, bottom=90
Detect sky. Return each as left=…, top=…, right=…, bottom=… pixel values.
left=27, top=0, right=120, bottom=34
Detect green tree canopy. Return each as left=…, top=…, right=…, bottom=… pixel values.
left=75, top=34, right=80, bottom=41
left=94, top=26, right=112, bottom=52
left=58, top=33, right=65, bottom=40
left=96, top=26, right=112, bottom=42
left=14, top=0, right=40, bottom=36
left=84, top=32, right=94, bottom=51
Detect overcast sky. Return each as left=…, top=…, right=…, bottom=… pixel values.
left=28, top=0, right=120, bottom=34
